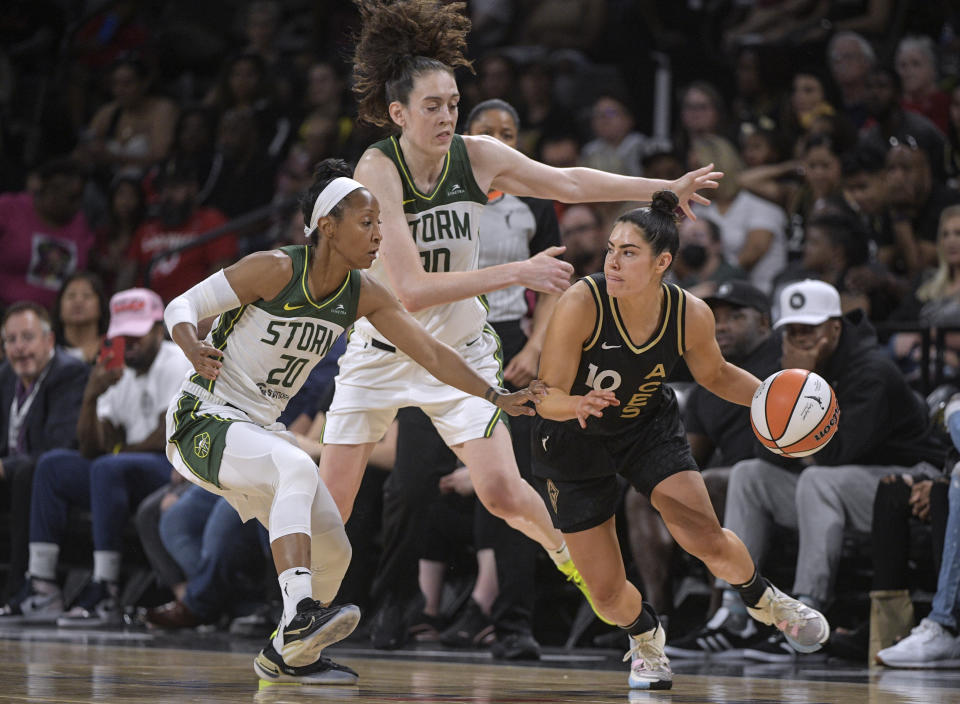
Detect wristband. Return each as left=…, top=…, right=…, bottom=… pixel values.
left=483, top=386, right=503, bottom=404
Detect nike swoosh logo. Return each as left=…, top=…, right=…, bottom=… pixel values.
left=285, top=616, right=315, bottom=637
left=284, top=303, right=304, bottom=311
left=402, top=198, right=416, bottom=204
left=542, top=436, right=549, bottom=451
left=294, top=569, right=310, bottom=576
left=601, top=343, right=621, bottom=349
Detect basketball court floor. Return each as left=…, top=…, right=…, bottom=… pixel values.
left=0, top=624, right=956, bottom=703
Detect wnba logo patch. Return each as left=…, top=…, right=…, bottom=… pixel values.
left=194, top=432, right=211, bottom=459
left=547, top=479, right=560, bottom=514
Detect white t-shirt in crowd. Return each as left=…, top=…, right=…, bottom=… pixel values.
left=697, top=191, right=787, bottom=295
left=97, top=341, right=192, bottom=446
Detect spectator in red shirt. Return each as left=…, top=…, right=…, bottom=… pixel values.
left=119, top=161, right=235, bottom=302
left=0, top=159, right=94, bottom=311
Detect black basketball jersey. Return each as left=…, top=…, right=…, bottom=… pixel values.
left=571, top=274, right=687, bottom=436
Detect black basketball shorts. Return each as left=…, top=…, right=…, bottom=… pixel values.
left=530, top=403, right=698, bottom=533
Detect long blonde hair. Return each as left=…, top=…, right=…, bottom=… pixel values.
left=690, top=134, right=743, bottom=203
left=917, top=205, right=960, bottom=302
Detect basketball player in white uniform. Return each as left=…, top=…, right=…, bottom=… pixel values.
left=162, top=159, right=540, bottom=685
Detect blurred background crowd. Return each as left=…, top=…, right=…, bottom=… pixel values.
left=2, top=0, right=960, bottom=669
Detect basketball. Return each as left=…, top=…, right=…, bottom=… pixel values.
left=750, top=369, right=839, bottom=457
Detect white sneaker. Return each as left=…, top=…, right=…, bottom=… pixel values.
left=624, top=625, right=672, bottom=690
left=876, top=618, right=960, bottom=669
left=746, top=584, right=829, bottom=653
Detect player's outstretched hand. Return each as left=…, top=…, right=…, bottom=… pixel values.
left=670, top=163, right=724, bottom=221
left=186, top=340, right=224, bottom=381
left=575, top=389, right=619, bottom=428
left=492, top=379, right=548, bottom=417
left=519, top=246, right=574, bottom=294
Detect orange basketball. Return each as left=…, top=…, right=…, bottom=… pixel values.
left=750, top=369, right=839, bottom=458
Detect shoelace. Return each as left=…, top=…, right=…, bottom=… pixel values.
left=771, top=599, right=817, bottom=638
left=622, top=633, right=667, bottom=666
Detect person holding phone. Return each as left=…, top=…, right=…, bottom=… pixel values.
left=0, top=288, right=193, bottom=628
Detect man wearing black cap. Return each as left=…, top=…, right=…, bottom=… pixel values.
left=625, top=280, right=780, bottom=634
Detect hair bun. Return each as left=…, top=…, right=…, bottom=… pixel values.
left=650, top=190, right=680, bottom=217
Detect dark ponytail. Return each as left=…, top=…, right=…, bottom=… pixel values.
left=301, top=158, right=355, bottom=245
left=615, top=190, right=681, bottom=257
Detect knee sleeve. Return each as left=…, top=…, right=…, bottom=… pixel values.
left=268, top=444, right=320, bottom=543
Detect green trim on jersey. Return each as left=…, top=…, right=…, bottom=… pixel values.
left=168, top=392, right=242, bottom=487
left=482, top=323, right=508, bottom=437
left=189, top=245, right=361, bottom=394
left=371, top=135, right=488, bottom=213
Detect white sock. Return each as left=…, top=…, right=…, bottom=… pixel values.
left=278, top=566, right=313, bottom=623
left=549, top=541, right=571, bottom=566
left=93, top=551, right=121, bottom=585
left=28, top=543, right=59, bottom=583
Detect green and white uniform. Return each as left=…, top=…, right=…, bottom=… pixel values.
left=165, top=245, right=361, bottom=492
left=324, top=135, right=505, bottom=446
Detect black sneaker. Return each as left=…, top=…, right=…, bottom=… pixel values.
left=254, top=641, right=358, bottom=685
left=370, top=594, right=408, bottom=650
left=491, top=632, right=541, bottom=660
left=439, top=599, right=495, bottom=648
left=275, top=599, right=360, bottom=667
left=743, top=632, right=797, bottom=663
left=664, top=607, right=762, bottom=659
left=827, top=622, right=869, bottom=662
left=57, top=580, right=120, bottom=628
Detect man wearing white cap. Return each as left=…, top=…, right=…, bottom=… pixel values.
left=0, top=288, right=192, bottom=627
left=670, top=279, right=945, bottom=661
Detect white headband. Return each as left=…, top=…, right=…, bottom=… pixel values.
left=304, top=177, right=366, bottom=235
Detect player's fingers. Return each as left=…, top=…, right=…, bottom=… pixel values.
left=540, top=245, right=567, bottom=258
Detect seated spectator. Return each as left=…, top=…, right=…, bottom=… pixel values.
left=53, top=272, right=109, bottom=365
left=0, top=159, right=94, bottom=310
left=781, top=68, right=838, bottom=152
left=668, top=218, right=746, bottom=296
left=880, top=138, right=960, bottom=277
left=0, top=288, right=192, bottom=625
left=146, top=484, right=269, bottom=629
left=826, top=32, right=875, bottom=131
left=738, top=118, right=785, bottom=169
left=119, top=160, right=234, bottom=302
left=771, top=210, right=871, bottom=317
left=875, top=398, right=960, bottom=668
left=0, top=303, right=89, bottom=600
left=829, top=467, right=950, bottom=663
left=206, top=107, right=277, bottom=219
left=626, top=281, right=779, bottom=624
left=739, top=133, right=844, bottom=262
left=91, top=176, right=147, bottom=293
left=558, top=204, right=607, bottom=280
left=205, top=52, right=292, bottom=161
left=691, top=134, right=788, bottom=295
left=275, top=113, right=339, bottom=202
left=860, top=66, right=947, bottom=183
left=888, top=207, right=960, bottom=380
left=579, top=94, right=649, bottom=177
left=675, top=280, right=945, bottom=661
left=675, top=81, right=727, bottom=158
left=895, top=35, right=950, bottom=134
left=78, top=54, right=178, bottom=179
left=948, top=85, right=960, bottom=188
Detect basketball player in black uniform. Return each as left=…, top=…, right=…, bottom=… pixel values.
left=532, top=192, right=830, bottom=690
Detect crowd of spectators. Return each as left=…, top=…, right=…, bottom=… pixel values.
left=1, top=0, right=960, bottom=669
